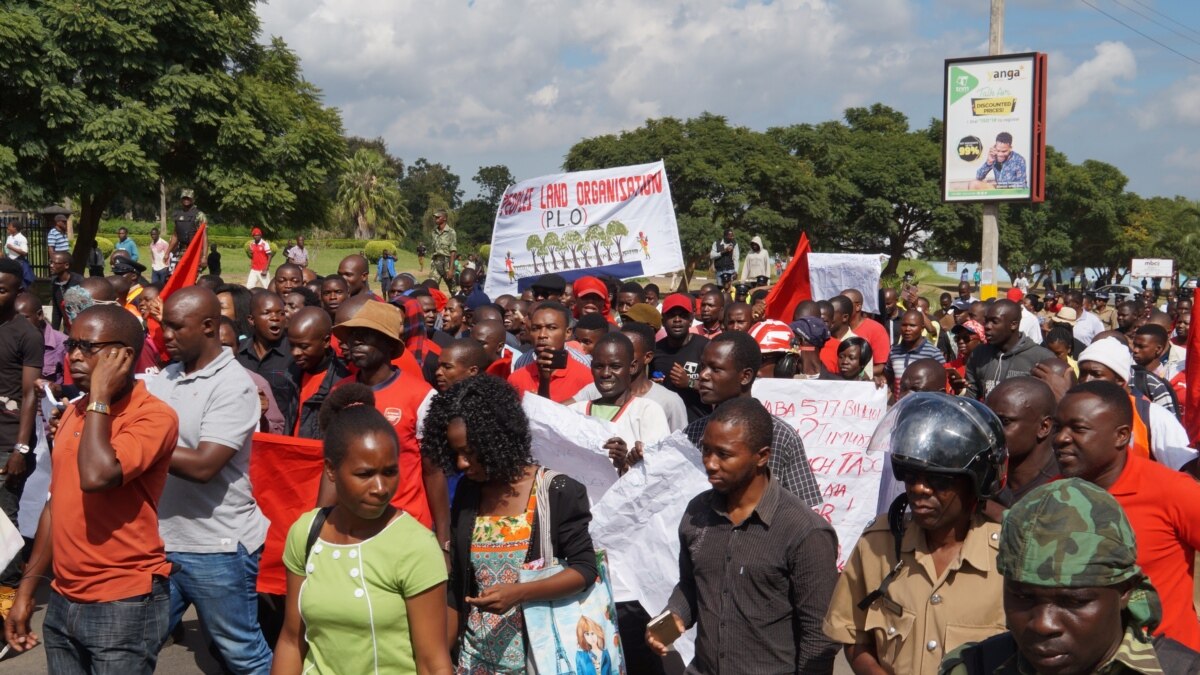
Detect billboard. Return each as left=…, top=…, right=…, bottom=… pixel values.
left=943, top=53, right=1046, bottom=203
left=1132, top=258, right=1174, bottom=278
left=483, top=161, right=684, bottom=298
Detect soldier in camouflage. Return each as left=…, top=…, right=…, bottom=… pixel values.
left=429, top=209, right=457, bottom=294
left=939, top=479, right=1200, bottom=674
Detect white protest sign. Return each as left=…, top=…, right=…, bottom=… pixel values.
left=590, top=431, right=706, bottom=664
left=807, top=253, right=883, bottom=315
left=752, top=379, right=888, bottom=568
left=1131, top=258, right=1174, bottom=279
left=522, top=394, right=620, bottom=503
left=484, top=161, right=684, bottom=298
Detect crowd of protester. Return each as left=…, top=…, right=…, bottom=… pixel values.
left=2, top=219, right=1200, bottom=675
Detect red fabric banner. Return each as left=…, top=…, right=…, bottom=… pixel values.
left=762, top=233, right=812, bottom=322
left=1186, top=316, right=1200, bottom=446
left=160, top=223, right=207, bottom=300
left=249, top=432, right=325, bottom=595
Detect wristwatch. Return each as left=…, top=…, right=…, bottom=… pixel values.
left=12, top=444, right=30, bottom=455
left=86, top=401, right=112, bottom=416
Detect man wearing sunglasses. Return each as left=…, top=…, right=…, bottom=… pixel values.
left=5, top=305, right=179, bottom=672
left=824, top=393, right=1008, bottom=675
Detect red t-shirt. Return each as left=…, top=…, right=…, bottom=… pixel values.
left=51, top=382, right=178, bottom=602
left=1109, top=451, right=1200, bottom=650
left=486, top=354, right=512, bottom=380
left=852, top=318, right=890, bottom=366
left=507, top=356, right=593, bottom=403
left=335, top=369, right=434, bottom=529
left=249, top=240, right=271, bottom=272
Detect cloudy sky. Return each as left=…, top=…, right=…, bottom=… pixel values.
left=258, top=0, right=1200, bottom=200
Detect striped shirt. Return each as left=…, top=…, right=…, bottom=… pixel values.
left=666, top=479, right=840, bottom=674
left=887, top=338, right=945, bottom=396
left=685, top=412, right=823, bottom=508
left=47, top=227, right=69, bottom=252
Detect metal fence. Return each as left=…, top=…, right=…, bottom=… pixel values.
left=0, top=211, right=48, bottom=278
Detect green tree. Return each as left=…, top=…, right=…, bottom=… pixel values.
left=0, top=3, right=344, bottom=270
left=607, top=220, right=630, bottom=264
left=526, top=234, right=543, bottom=274
left=562, top=230, right=584, bottom=269
left=542, top=231, right=562, bottom=271
left=336, top=148, right=409, bottom=240
left=473, top=165, right=515, bottom=209
left=585, top=224, right=607, bottom=265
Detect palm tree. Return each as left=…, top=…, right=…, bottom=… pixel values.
left=525, top=234, right=543, bottom=274
left=586, top=224, right=607, bottom=265
left=542, top=232, right=561, bottom=271
left=335, top=149, right=409, bottom=240
left=562, top=231, right=584, bottom=269
left=607, top=220, right=630, bottom=264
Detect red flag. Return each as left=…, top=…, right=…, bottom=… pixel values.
left=160, top=223, right=207, bottom=300
left=763, top=233, right=812, bottom=322
left=1185, top=315, right=1200, bottom=446
left=249, top=432, right=325, bottom=595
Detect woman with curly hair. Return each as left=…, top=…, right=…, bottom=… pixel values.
left=423, top=375, right=597, bottom=673
left=273, top=383, right=453, bottom=674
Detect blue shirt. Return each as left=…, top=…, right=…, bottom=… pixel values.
left=975, top=151, right=1028, bottom=189
left=47, top=228, right=70, bottom=252
left=114, top=238, right=139, bottom=262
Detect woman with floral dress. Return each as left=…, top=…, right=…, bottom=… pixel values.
left=422, top=375, right=597, bottom=673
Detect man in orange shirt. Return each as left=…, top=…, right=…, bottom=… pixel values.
left=508, top=301, right=593, bottom=402
left=5, top=305, right=179, bottom=672
left=324, top=301, right=449, bottom=550
left=1053, top=380, right=1200, bottom=650
left=288, top=307, right=348, bottom=439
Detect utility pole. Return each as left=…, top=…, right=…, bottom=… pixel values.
left=980, top=0, right=1004, bottom=300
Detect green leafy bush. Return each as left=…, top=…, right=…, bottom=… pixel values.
left=94, top=236, right=114, bottom=256
left=363, top=240, right=401, bottom=263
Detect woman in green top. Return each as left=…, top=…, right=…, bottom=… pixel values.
left=273, top=384, right=453, bottom=675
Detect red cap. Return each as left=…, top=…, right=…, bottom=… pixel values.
left=1006, top=288, right=1023, bottom=302
left=251, top=227, right=263, bottom=236
left=661, top=293, right=694, bottom=316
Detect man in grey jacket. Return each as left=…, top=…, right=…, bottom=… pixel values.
left=963, top=299, right=1054, bottom=400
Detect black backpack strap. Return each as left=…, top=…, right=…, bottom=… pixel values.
left=305, top=506, right=334, bottom=562
left=857, top=495, right=909, bottom=611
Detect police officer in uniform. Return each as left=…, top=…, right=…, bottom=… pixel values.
left=823, top=393, right=1008, bottom=675
left=430, top=208, right=457, bottom=294
left=167, top=188, right=207, bottom=275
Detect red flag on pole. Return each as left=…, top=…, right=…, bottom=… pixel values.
left=249, top=432, right=325, bottom=595
left=763, top=233, right=812, bottom=322
left=1185, top=314, right=1200, bottom=446
left=160, top=223, right=207, bottom=300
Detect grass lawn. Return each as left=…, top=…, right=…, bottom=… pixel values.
left=210, top=243, right=430, bottom=284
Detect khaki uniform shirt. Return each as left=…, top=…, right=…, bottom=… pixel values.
left=939, top=627, right=1168, bottom=674
left=1096, top=306, right=1119, bottom=331
left=432, top=225, right=456, bottom=258
left=823, top=513, right=1006, bottom=675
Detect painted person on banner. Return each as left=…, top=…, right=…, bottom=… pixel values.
left=967, top=131, right=1027, bottom=190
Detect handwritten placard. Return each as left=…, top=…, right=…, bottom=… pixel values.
left=522, top=394, right=621, bottom=503
left=752, top=379, right=888, bottom=568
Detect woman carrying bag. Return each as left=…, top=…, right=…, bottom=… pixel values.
left=421, top=374, right=597, bottom=673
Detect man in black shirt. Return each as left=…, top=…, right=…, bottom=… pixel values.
left=167, top=188, right=206, bottom=273
left=651, top=293, right=709, bottom=422
left=49, top=251, right=83, bottom=332
left=649, top=397, right=838, bottom=674
left=236, top=292, right=298, bottom=431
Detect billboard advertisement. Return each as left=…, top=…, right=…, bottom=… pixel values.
left=1131, top=258, right=1174, bottom=279
left=943, top=53, right=1046, bottom=203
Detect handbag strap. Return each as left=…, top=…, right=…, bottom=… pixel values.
left=535, top=467, right=560, bottom=565
left=305, top=506, right=333, bottom=562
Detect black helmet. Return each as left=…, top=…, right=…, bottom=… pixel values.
left=869, top=392, right=1007, bottom=499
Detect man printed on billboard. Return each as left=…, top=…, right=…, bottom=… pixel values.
left=968, top=132, right=1028, bottom=190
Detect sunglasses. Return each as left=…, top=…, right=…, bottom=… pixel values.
left=893, top=465, right=960, bottom=492
left=65, top=339, right=128, bottom=356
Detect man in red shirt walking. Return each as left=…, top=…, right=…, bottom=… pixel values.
left=5, top=305, right=180, bottom=672
left=1053, top=379, right=1200, bottom=650
left=245, top=227, right=273, bottom=290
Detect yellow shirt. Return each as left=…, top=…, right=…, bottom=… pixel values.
left=823, top=513, right=1006, bottom=675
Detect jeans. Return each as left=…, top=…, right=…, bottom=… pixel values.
left=167, top=544, right=273, bottom=675
left=151, top=268, right=169, bottom=286
left=43, top=576, right=170, bottom=675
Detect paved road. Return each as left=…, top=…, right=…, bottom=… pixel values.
left=0, top=585, right=853, bottom=674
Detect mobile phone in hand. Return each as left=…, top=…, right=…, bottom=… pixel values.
left=647, top=610, right=681, bottom=646
left=549, top=349, right=568, bottom=370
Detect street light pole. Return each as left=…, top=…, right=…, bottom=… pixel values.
left=980, top=0, right=1004, bottom=300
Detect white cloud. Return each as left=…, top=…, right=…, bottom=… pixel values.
left=1049, top=41, right=1136, bottom=121
left=1169, top=75, right=1200, bottom=125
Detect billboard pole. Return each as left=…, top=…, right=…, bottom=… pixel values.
left=980, top=0, right=1004, bottom=301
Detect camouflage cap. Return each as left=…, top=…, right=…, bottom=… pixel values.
left=998, top=478, right=1138, bottom=588
left=180, top=188, right=195, bottom=199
